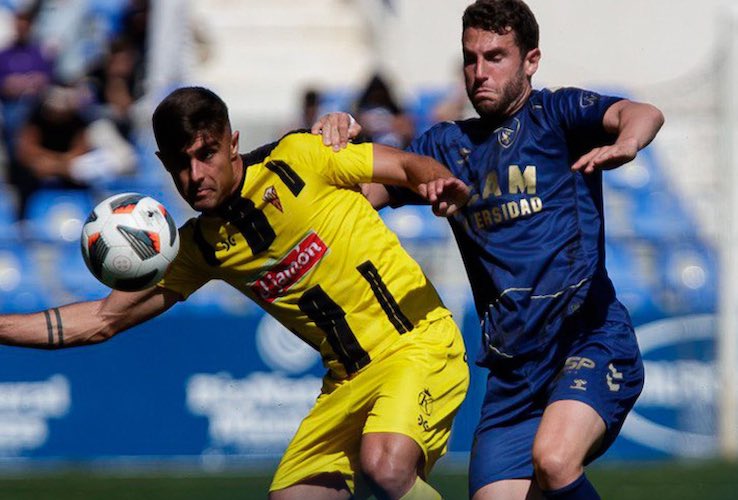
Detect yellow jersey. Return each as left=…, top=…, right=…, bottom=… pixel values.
left=159, top=132, right=450, bottom=379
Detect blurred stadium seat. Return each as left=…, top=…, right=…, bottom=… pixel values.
left=56, top=242, right=109, bottom=301
left=0, top=244, right=51, bottom=312
left=23, top=189, right=95, bottom=243
left=0, top=184, right=20, bottom=241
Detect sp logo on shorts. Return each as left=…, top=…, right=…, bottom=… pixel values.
left=564, top=356, right=596, bottom=371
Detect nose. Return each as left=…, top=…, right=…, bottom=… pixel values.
left=474, top=60, right=488, bottom=82
left=189, top=159, right=205, bottom=183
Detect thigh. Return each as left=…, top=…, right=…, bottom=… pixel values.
left=472, top=479, right=541, bottom=500
left=363, top=316, right=469, bottom=476
left=533, top=399, right=605, bottom=467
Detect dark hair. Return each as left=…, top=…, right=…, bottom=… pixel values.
left=152, top=86, right=231, bottom=153
left=462, top=0, right=539, bottom=55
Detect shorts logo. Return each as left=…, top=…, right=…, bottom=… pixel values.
left=564, top=356, right=596, bottom=371
left=263, top=186, right=283, bottom=212
left=250, top=232, right=327, bottom=302
left=570, top=379, right=588, bottom=391
left=607, top=363, right=623, bottom=392
left=417, top=388, right=434, bottom=431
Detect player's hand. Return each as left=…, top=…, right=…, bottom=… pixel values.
left=571, top=138, right=638, bottom=174
left=418, top=178, right=470, bottom=217
left=311, top=112, right=362, bottom=151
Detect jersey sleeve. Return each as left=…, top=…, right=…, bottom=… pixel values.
left=549, top=87, right=623, bottom=144
left=278, top=132, right=374, bottom=187
left=156, top=220, right=211, bottom=300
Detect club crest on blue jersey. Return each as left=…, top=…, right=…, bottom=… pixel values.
left=496, top=118, right=520, bottom=148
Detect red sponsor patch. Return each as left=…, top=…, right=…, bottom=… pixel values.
left=250, top=232, right=327, bottom=302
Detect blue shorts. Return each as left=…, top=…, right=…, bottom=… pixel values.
left=469, top=299, right=644, bottom=496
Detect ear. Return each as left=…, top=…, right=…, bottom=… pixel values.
left=230, top=131, right=240, bottom=160
left=524, top=48, right=541, bottom=78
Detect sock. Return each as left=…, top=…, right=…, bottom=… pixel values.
left=542, top=473, right=600, bottom=500
left=399, top=477, right=442, bottom=499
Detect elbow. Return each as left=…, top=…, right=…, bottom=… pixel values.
left=650, top=105, right=665, bottom=130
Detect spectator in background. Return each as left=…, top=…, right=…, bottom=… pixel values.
left=12, top=83, right=92, bottom=216
left=281, top=87, right=323, bottom=135
left=85, top=36, right=142, bottom=140
left=12, top=82, right=136, bottom=219
left=0, top=0, right=54, bottom=183
left=354, top=73, right=414, bottom=148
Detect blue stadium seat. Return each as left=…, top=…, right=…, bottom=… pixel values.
left=23, top=189, right=95, bottom=243
left=0, top=244, right=51, bottom=312
left=658, top=240, right=718, bottom=315
left=0, top=184, right=20, bottom=241
left=56, top=242, right=109, bottom=301
left=605, top=239, right=664, bottom=324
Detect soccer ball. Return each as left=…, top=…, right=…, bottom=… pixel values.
left=80, top=193, right=180, bottom=291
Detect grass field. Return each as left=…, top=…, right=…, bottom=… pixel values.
left=0, top=460, right=737, bottom=499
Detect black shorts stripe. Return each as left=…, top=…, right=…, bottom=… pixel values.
left=266, top=160, right=305, bottom=197
left=357, top=261, right=414, bottom=334
left=298, top=285, right=369, bottom=374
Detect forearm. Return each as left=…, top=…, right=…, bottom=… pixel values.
left=0, top=300, right=113, bottom=350
left=371, top=143, right=453, bottom=192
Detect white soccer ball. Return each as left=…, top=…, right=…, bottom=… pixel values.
left=80, top=193, right=180, bottom=291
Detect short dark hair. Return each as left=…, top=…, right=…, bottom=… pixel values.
left=152, top=86, right=231, bottom=154
left=462, top=0, right=539, bottom=55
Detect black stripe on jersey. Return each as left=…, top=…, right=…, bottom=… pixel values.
left=266, top=160, right=305, bottom=197
left=193, top=219, right=220, bottom=266
left=240, top=141, right=280, bottom=168
left=298, top=285, right=370, bottom=374
left=357, top=261, right=414, bottom=334
left=220, top=198, right=275, bottom=255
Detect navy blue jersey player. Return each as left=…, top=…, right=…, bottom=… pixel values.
left=312, top=1, right=664, bottom=499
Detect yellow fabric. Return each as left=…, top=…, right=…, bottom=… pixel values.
left=400, top=477, right=442, bottom=500
left=159, top=132, right=451, bottom=379
left=269, top=316, right=469, bottom=495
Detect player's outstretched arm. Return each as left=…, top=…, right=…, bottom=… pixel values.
left=0, top=286, right=180, bottom=349
left=571, top=99, right=665, bottom=174
left=371, top=143, right=470, bottom=216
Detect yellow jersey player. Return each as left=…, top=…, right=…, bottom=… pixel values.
left=0, top=86, right=470, bottom=500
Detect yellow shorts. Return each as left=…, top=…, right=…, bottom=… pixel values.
left=269, top=315, right=469, bottom=495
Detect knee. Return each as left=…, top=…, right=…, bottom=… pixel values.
left=532, top=445, right=582, bottom=489
left=361, top=451, right=416, bottom=496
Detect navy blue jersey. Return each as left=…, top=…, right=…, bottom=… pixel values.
left=397, top=88, right=626, bottom=365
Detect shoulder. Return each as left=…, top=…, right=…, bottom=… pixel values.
left=273, top=130, right=321, bottom=152
left=536, top=87, right=622, bottom=109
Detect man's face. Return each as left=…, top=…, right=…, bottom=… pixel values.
left=157, top=129, right=241, bottom=213
left=462, top=27, right=540, bottom=119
